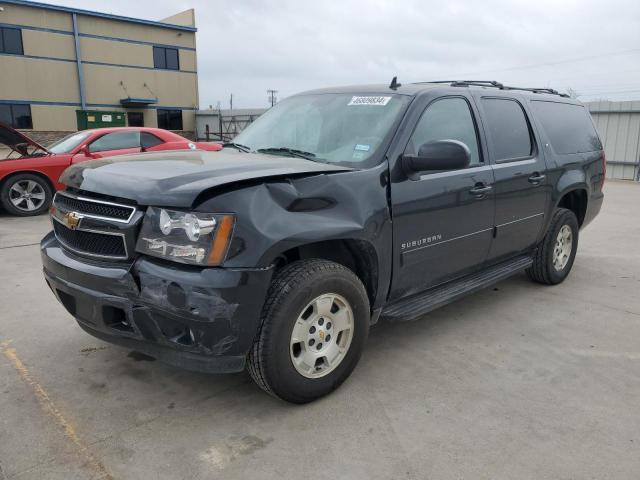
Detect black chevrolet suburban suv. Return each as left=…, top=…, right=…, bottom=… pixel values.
left=41, top=80, right=605, bottom=403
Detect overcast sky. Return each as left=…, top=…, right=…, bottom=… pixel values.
left=52, top=0, right=640, bottom=108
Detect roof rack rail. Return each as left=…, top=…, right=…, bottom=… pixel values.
left=414, top=80, right=504, bottom=88
left=413, top=80, right=570, bottom=97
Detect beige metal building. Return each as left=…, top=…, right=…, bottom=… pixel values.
left=0, top=0, right=198, bottom=144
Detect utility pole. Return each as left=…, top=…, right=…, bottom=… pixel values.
left=267, top=89, right=278, bottom=107
left=229, top=93, right=234, bottom=112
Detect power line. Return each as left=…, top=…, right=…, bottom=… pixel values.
left=566, top=81, right=640, bottom=91
left=446, top=48, right=640, bottom=78
left=578, top=85, right=640, bottom=94
left=544, top=67, right=640, bottom=84
left=572, top=85, right=640, bottom=95
left=580, top=89, right=640, bottom=96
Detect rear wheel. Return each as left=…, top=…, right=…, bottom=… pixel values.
left=248, top=259, right=370, bottom=403
left=1, top=173, right=53, bottom=216
left=527, top=208, right=579, bottom=285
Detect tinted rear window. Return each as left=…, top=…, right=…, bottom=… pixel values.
left=481, top=98, right=533, bottom=161
left=531, top=101, right=601, bottom=154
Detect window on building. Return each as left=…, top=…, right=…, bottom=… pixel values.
left=481, top=98, right=533, bottom=161
left=0, top=104, right=33, bottom=129
left=407, top=97, right=482, bottom=166
left=531, top=101, right=602, bottom=154
left=127, top=112, right=144, bottom=127
left=89, top=131, right=141, bottom=152
left=157, top=109, right=183, bottom=130
left=153, top=46, right=180, bottom=70
left=0, top=27, right=24, bottom=55
left=152, top=47, right=165, bottom=68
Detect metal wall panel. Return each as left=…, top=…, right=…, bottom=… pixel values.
left=588, top=101, right=640, bottom=181
left=195, top=109, right=267, bottom=141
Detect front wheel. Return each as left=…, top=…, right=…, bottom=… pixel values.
left=248, top=259, right=370, bottom=403
left=1, top=173, right=53, bottom=216
left=527, top=208, right=579, bottom=285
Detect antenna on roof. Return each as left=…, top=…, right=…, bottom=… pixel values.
left=389, top=76, right=401, bottom=90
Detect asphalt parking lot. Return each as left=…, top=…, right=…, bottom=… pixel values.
left=0, top=180, right=639, bottom=480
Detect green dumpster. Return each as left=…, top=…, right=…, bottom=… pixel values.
left=76, top=110, right=126, bottom=130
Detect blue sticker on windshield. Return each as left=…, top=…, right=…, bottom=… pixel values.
left=354, top=144, right=371, bottom=151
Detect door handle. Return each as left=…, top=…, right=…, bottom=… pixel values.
left=469, top=184, right=493, bottom=197
left=528, top=173, right=546, bottom=184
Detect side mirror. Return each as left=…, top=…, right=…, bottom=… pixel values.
left=402, top=139, right=471, bottom=177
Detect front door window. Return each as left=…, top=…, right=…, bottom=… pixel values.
left=407, top=97, right=482, bottom=166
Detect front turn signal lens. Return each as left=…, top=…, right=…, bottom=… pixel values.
left=208, top=215, right=235, bottom=266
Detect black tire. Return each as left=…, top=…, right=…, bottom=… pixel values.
left=248, top=259, right=370, bottom=403
left=1, top=173, right=53, bottom=216
left=527, top=208, right=579, bottom=285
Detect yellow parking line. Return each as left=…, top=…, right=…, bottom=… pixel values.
left=1, top=341, right=113, bottom=480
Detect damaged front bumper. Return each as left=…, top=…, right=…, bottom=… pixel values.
left=41, top=232, right=273, bottom=373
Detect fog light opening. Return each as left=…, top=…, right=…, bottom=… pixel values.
left=56, top=289, right=76, bottom=316
left=169, top=328, right=196, bottom=347
left=103, top=306, right=134, bottom=333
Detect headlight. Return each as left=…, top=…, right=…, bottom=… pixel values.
left=136, top=207, right=235, bottom=266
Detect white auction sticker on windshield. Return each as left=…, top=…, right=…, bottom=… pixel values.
left=348, top=96, right=392, bottom=106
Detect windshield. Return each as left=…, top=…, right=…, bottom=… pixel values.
left=233, top=93, right=410, bottom=167
left=48, top=131, right=91, bottom=154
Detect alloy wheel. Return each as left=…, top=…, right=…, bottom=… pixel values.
left=552, top=224, right=573, bottom=271
left=9, top=180, right=46, bottom=212
left=289, top=293, right=354, bottom=378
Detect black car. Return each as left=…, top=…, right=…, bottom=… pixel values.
left=41, top=80, right=605, bottom=403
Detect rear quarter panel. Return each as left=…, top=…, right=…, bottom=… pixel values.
left=536, top=146, right=604, bottom=233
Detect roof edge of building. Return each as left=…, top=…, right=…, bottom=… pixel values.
left=1, top=0, right=197, bottom=32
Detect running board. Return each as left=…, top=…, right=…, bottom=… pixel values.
left=381, top=256, right=533, bottom=322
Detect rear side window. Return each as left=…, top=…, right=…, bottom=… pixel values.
left=141, top=132, right=163, bottom=148
left=531, top=101, right=601, bottom=154
left=481, top=98, right=533, bottom=161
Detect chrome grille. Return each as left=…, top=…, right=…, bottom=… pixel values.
left=53, top=219, right=127, bottom=259
left=51, top=191, right=136, bottom=260
left=53, top=192, right=135, bottom=223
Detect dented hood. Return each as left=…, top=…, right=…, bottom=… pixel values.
left=60, top=149, right=352, bottom=207
left=0, top=122, right=51, bottom=157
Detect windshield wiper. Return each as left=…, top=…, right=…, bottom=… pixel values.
left=222, top=142, right=252, bottom=152
left=257, top=147, right=317, bottom=160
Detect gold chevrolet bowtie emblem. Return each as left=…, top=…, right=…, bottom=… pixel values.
left=64, top=211, right=82, bottom=230
left=318, top=330, right=325, bottom=340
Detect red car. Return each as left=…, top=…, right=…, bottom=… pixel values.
left=0, top=125, right=222, bottom=216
